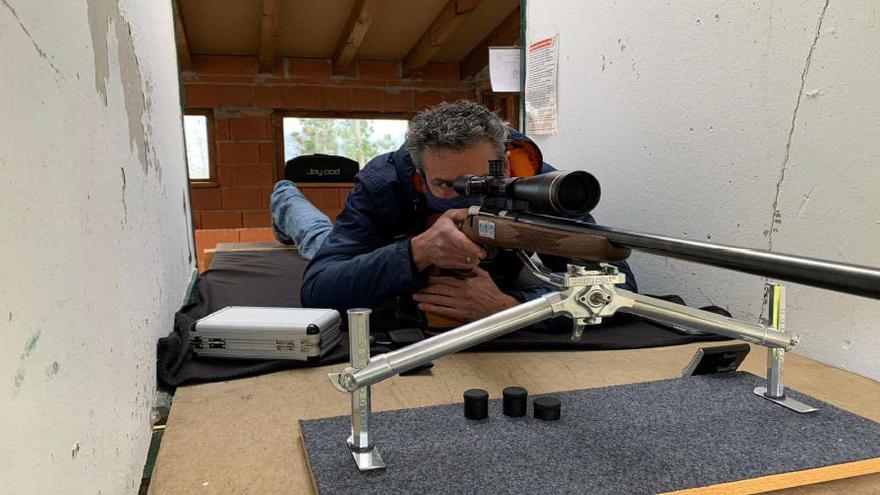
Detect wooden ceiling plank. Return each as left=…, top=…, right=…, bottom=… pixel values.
left=403, top=0, right=483, bottom=76
left=332, top=0, right=384, bottom=74
left=258, top=0, right=281, bottom=73
left=173, top=0, right=192, bottom=71
left=459, top=5, right=520, bottom=79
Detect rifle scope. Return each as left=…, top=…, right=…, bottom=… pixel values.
left=453, top=168, right=601, bottom=216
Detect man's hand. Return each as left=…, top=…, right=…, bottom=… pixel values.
left=412, top=268, right=519, bottom=323
left=411, top=209, right=486, bottom=272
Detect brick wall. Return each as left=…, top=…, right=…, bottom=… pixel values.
left=184, top=55, right=475, bottom=230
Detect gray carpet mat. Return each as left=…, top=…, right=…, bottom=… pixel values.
left=300, top=372, right=880, bottom=494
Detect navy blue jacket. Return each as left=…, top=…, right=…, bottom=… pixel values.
left=301, top=132, right=637, bottom=330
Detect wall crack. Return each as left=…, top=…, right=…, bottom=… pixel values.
left=120, top=167, right=127, bottom=226
left=1, top=0, right=62, bottom=77
left=766, top=0, right=830, bottom=250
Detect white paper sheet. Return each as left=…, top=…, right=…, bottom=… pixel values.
left=489, top=47, right=521, bottom=93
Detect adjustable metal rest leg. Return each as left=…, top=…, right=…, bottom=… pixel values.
left=752, top=283, right=817, bottom=414
left=345, top=309, right=385, bottom=470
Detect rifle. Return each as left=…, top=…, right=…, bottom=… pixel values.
left=455, top=166, right=880, bottom=300
left=329, top=161, right=880, bottom=471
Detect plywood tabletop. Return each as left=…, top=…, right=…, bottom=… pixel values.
left=149, top=342, right=880, bottom=494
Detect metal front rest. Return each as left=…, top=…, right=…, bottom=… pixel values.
left=335, top=309, right=385, bottom=471
left=329, top=254, right=811, bottom=470
left=753, top=283, right=818, bottom=413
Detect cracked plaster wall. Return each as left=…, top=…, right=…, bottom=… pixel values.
left=527, top=0, right=879, bottom=379
left=0, top=0, right=195, bottom=493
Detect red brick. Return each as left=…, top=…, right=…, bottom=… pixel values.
left=261, top=188, right=274, bottom=208
left=282, top=86, right=321, bottom=109
left=193, top=55, right=258, bottom=74
left=259, top=143, right=276, bottom=165
left=254, top=86, right=284, bottom=107
left=382, top=90, right=414, bottom=113
left=217, top=142, right=260, bottom=165
left=419, top=63, right=459, bottom=81
left=301, top=187, right=340, bottom=208
left=392, top=80, right=468, bottom=90
left=353, top=89, right=382, bottom=112
left=185, top=85, right=220, bottom=108
left=195, top=228, right=241, bottom=270
left=338, top=187, right=353, bottom=205
left=193, top=74, right=254, bottom=84
left=242, top=211, right=272, bottom=228
left=233, top=165, right=274, bottom=187
left=321, top=87, right=352, bottom=111
left=415, top=91, right=454, bottom=110
left=218, top=85, right=254, bottom=107
left=201, top=210, right=242, bottom=229
left=254, top=86, right=321, bottom=109
left=239, top=227, right=275, bottom=242
left=229, top=116, right=272, bottom=140
left=214, top=118, right=230, bottom=140
left=195, top=228, right=240, bottom=252
left=271, top=58, right=286, bottom=78
left=190, top=188, right=221, bottom=210
left=221, top=188, right=263, bottom=209
left=217, top=166, right=234, bottom=187
left=359, top=61, right=400, bottom=80
left=334, top=62, right=359, bottom=78
left=289, top=58, right=332, bottom=78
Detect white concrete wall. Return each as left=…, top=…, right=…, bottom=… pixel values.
left=0, top=1, right=194, bottom=493
left=526, top=1, right=879, bottom=379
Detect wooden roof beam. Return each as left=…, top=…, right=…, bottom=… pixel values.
left=459, top=5, right=520, bottom=79
left=403, top=0, right=483, bottom=77
left=333, top=0, right=384, bottom=74
left=258, top=0, right=281, bottom=73
left=173, top=0, right=192, bottom=71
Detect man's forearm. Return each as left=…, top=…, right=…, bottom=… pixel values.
left=300, top=238, right=420, bottom=311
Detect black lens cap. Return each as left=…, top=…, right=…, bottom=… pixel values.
left=463, top=389, right=489, bottom=420
left=502, top=387, right=528, bottom=417
left=533, top=396, right=561, bottom=421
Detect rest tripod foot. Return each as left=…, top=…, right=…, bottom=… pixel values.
left=753, top=386, right=818, bottom=414
left=347, top=436, right=385, bottom=471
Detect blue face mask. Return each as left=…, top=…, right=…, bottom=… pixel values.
left=417, top=167, right=483, bottom=212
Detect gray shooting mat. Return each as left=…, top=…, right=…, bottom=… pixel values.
left=299, top=372, right=880, bottom=494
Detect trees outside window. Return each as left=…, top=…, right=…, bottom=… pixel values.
left=283, top=118, right=407, bottom=168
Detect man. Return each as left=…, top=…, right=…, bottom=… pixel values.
left=273, top=101, right=636, bottom=328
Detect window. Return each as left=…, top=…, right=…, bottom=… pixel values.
left=282, top=117, right=408, bottom=169
left=184, top=112, right=214, bottom=184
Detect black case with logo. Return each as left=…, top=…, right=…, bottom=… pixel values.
left=284, top=154, right=358, bottom=183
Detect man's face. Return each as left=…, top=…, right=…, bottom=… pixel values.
left=421, top=139, right=503, bottom=199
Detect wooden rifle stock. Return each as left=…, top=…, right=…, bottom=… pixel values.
left=461, top=213, right=632, bottom=262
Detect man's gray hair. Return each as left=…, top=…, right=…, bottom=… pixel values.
left=405, top=100, right=507, bottom=169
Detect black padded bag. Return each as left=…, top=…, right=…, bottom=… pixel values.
left=284, top=154, right=358, bottom=182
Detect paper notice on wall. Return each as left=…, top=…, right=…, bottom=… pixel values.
left=525, top=35, right=559, bottom=135
left=489, top=47, right=521, bottom=92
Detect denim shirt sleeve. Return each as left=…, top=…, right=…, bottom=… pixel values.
left=300, top=172, right=421, bottom=312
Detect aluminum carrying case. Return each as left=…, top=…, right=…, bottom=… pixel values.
left=191, top=306, right=342, bottom=362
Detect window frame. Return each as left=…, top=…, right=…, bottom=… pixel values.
left=274, top=110, right=412, bottom=181
left=184, top=109, right=217, bottom=188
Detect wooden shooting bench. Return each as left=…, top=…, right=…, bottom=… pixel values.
left=148, top=342, right=880, bottom=494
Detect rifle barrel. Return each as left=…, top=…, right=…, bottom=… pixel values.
left=499, top=210, right=880, bottom=300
